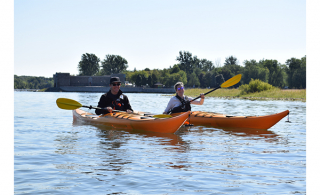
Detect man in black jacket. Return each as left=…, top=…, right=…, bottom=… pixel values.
left=95, top=77, right=133, bottom=115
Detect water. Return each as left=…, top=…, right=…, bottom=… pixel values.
left=14, top=92, right=306, bottom=194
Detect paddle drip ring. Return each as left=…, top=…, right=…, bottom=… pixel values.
left=286, top=112, right=292, bottom=123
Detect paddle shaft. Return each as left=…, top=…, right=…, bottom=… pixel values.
left=82, top=105, right=102, bottom=110
left=190, top=86, right=221, bottom=102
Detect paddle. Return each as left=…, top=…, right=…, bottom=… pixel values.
left=56, top=98, right=101, bottom=110
left=190, top=74, right=242, bottom=102
left=56, top=98, right=171, bottom=118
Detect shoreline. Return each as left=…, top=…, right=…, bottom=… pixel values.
left=14, top=88, right=306, bottom=102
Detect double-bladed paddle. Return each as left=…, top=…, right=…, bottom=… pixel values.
left=56, top=98, right=171, bottom=118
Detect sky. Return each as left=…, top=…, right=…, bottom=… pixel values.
left=12, top=0, right=307, bottom=78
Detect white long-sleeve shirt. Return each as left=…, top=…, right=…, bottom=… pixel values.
left=164, top=95, right=204, bottom=113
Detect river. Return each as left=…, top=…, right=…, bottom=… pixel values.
left=14, top=91, right=306, bottom=194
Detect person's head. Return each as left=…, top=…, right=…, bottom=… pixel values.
left=109, top=77, right=121, bottom=95
left=174, top=82, right=184, bottom=96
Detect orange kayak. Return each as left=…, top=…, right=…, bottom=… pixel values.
left=173, top=110, right=289, bottom=129
left=72, top=109, right=190, bottom=134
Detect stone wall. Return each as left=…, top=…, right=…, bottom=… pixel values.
left=70, top=76, right=109, bottom=86
left=54, top=73, right=70, bottom=87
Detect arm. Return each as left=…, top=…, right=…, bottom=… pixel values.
left=189, top=94, right=205, bottom=105
left=95, top=95, right=111, bottom=115
left=124, top=95, right=133, bottom=112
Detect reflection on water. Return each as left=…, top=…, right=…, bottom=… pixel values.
left=182, top=125, right=279, bottom=142
left=73, top=120, right=190, bottom=152
left=14, top=92, right=306, bottom=194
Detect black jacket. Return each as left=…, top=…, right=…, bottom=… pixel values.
left=95, top=89, right=133, bottom=115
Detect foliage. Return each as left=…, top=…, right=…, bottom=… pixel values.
left=101, top=54, right=128, bottom=75
left=14, top=75, right=54, bottom=89
left=123, top=52, right=306, bottom=91
left=224, top=55, right=239, bottom=65
left=24, top=51, right=306, bottom=90
left=239, top=79, right=274, bottom=95
left=176, top=51, right=215, bottom=77
left=285, top=56, right=306, bottom=89
left=260, top=59, right=286, bottom=88
left=242, top=59, right=269, bottom=84
left=187, top=72, right=200, bottom=87
left=170, top=64, right=180, bottom=74
left=78, top=53, right=100, bottom=76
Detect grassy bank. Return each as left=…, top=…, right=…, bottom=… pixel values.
left=183, top=88, right=306, bottom=101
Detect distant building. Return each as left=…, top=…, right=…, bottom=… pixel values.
left=53, top=72, right=126, bottom=87
left=154, top=82, right=164, bottom=88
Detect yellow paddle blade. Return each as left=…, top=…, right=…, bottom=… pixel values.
left=221, top=74, right=242, bottom=88
left=152, top=114, right=172, bottom=118
left=56, top=98, right=82, bottom=110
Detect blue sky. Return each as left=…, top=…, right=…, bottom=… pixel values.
left=13, top=0, right=306, bottom=77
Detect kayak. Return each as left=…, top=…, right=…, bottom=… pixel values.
left=173, top=110, right=289, bottom=129
left=72, top=109, right=190, bottom=134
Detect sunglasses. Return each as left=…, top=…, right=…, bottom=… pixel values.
left=112, top=83, right=121, bottom=86
left=177, top=86, right=184, bottom=91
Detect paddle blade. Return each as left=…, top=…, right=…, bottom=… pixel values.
left=221, top=74, right=242, bottom=88
left=56, top=98, right=82, bottom=110
left=152, top=114, right=172, bottom=118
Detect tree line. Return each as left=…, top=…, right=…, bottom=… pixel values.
left=14, top=75, right=54, bottom=89
left=77, top=51, right=306, bottom=89
left=14, top=51, right=306, bottom=89
left=124, top=51, right=306, bottom=89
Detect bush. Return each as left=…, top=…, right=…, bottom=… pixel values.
left=239, top=79, right=274, bottom=95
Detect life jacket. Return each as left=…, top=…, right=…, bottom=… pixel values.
left=168, top=95, right=191, bottom=114
left=110, top=94, right=126, bottom=111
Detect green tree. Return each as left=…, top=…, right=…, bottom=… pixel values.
left=151, top=73, right=159, bottom=87
left=176, top=51, right=195, bottom=75
left=242, top=59, right=269, bottom=84
left=187, top=72, right=200, bottom=87
left=14, top=75, right=54, bottom=89
left=200, top=59, right=214, bottom=72
left=219, top=56, right=243, bottom=87
left=285, top=56, right=306, bottom=89
left=78, top=53, right=100, bottom=76
left=135, top=75, right=142, bottom=87
left=224, top=55, right=239, bottom=65
left=101, top=54, right=128, bottom=75
left=147, top=75, right=153, bottom=87
left=204, top=71, right=217, bottom=88
left=162, top=70, right=188, bottom=87
left=170, top=64, right=180, bottom=74
left=260, top=59, right=286, bottom=88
